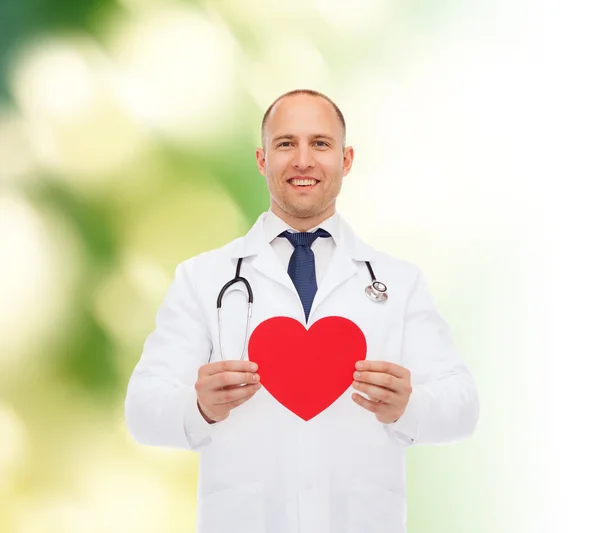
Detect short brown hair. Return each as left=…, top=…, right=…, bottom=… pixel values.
left=261, top=89, right=347, bottom=147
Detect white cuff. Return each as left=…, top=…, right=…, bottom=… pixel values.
left=182, top=386, right=216, bottom=450
left=384, top=384, right=433, bottom=446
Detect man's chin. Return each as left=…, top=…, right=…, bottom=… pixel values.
left=273, top=196, right=334, bottom=219
left=284, top=204, right=323, bottom=218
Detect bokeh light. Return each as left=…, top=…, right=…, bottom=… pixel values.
left=0, top=193, right=83, bottom=370
left=0, top=108, right=38, bottom=183
left=9, top=35, right=150, bottom=184
left=108, top=5, right=239, bottom=146
left=0, top=403, right=29, bottom=491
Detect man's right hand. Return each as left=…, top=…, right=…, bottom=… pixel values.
left=194, top=360, right=261, bottom=424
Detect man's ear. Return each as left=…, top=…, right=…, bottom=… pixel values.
left=256, top=147, right=266, bottom=177
left=342, top=146, right=355, bottom=176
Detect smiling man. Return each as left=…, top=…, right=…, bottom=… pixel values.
left=125, top=89, right=480, bottom=533
left=256, top=90, right=352, bottom=231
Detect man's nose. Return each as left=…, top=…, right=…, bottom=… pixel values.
left=292, top=145, right=315, bottom=169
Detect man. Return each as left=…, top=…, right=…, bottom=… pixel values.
left=125, top=89, right=479, bottom=533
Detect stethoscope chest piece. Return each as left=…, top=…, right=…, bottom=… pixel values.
left=365, top=280, right=388, bottom=303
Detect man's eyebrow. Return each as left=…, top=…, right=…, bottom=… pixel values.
left=312, top=134, right=335, bottom=142
left=272, top=134, right=295, bottom=143
left=271, top=134, right=336, bottom=143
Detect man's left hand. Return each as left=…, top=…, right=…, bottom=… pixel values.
left=351, top=360, right=412, bottom=424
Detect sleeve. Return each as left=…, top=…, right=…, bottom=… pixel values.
left=384, top=268, right=480, bottom=447
left=124, top=259, right=218, bottom=452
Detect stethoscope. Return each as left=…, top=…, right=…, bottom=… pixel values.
left=212, top=257, right=388, bottom=362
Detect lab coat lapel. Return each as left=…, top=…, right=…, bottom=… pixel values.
left=229, top=213, right=297, bottom=295
left=309, top=243, right=356, bottom=319
left=309, top=215, right=374, bottom=320
left=251, top=247, right=297, bottom=294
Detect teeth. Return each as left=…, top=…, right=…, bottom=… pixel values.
left=290, top=179, right=317, bottom=186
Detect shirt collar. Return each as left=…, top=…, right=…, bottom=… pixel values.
left=228, top=210, right=375, bottom=260
left=264, top=208, right=340, bottom=246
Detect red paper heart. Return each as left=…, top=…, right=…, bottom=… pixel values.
left=248, top=316, right=366, bottom=421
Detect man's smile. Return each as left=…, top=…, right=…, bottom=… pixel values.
left=287, top=177, right=320, bottom=190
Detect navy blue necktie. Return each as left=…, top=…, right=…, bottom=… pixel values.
left=279, top=228, right=331, bottom=322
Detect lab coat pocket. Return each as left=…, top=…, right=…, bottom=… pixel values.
left=347, top=480, right=406, bottom=533
left=198, top=481, right=265, bottom=533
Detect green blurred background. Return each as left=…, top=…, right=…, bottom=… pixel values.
left=0, top=0, right=549, bottom=531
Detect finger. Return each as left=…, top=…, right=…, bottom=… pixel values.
left=353, top=370, right=401, bottom=392
left=211, top=371, right=260, bottom=389
left=355, top=360, right=408, bottom=379
left=221, top=375, right=260, bottom=391
left=220, top=387, right=261, bottom=409
left=351, top=392, right=386, bottom=413
left=201, top=360, right=258, bottom=376
left=352, top=381, right=396, bottom=403
left=213, top=383, right=262, bottom=405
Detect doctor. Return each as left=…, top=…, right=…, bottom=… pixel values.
left=125, top=89, right=480, bottom=533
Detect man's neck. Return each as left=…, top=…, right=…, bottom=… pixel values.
left=271, top=203, right=336, bottom=232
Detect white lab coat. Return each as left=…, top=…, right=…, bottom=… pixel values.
left=125, top=211, right=479, bottom=533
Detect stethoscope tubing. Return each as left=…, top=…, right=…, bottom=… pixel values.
left=213, top=258, right=387, bottom=362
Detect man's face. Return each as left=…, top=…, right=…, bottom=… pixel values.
left=256, top=94, right=354, bottom=220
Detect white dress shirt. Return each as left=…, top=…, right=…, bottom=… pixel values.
left=262, top=208, right=339, bottom=285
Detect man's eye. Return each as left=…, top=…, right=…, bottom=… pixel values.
left=315, top=141, right=329, bottom=147
left=278, top=142, right=292, bottom=147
